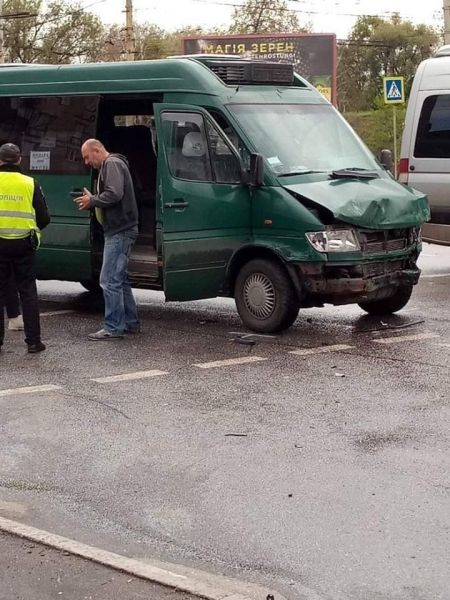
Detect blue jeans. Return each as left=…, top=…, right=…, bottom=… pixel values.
left=100, top=228, right=139, bottom=335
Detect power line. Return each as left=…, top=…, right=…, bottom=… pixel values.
left=163, top=0, right=414, bottom=21
left=0, top=12, right=37, bottom=20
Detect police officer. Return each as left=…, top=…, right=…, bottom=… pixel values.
left=0, top=143, right=50, bottom=354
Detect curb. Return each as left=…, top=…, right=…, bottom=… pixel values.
left=0, top=516, right=288, bottom=600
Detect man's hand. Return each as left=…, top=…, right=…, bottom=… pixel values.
left=74, top=188, right=93, bottom=211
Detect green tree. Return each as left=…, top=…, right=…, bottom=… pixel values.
left=338, top=14, right=440, bottom=112
left=101, top=24, right=228, bottom=62
left=229, top=0, right=309, bottom=34
left=2, top=0, right=106, bottom=63
left=101, top=23, right=168, bottom=61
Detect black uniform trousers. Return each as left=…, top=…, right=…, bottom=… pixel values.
left=0, top=237, right=41, bottom=347
left=5, top=274, right=20, bottom=319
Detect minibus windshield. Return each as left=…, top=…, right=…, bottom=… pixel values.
left=228, top=103, right=380, bottom=176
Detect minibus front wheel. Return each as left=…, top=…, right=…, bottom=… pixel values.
left=235, top=258, right=300, bottom=333
left=357, top=284, right=413, bottom=316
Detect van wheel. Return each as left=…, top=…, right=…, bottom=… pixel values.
left=235, top=259, right=299, bottom=333
left=80, top=279, right=102, bottom=294
left=358, top=285, right=413, bottom=315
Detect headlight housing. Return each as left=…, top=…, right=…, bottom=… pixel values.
left=306, top=228, right=360, bottom=253
left=408, top=226, right=422, bottom=245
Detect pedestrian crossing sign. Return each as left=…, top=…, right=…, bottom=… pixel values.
left=383, top=76, right=405, bottom=104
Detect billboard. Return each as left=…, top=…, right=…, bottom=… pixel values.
left=183, top=33, right=337, bottom=104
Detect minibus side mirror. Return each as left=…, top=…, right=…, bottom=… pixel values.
left=246, top=153, right=264, bottom=187
left=379, top=149, right=393, bottom=171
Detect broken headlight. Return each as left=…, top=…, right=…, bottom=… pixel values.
left=306, top=228, right=360, bottom=253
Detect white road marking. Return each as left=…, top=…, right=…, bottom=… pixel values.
left=373, top=332, right=439, bottom=345
left=289, top=344, right=354, bottom=356
left=0, top=384, right=62, bottom=398
left=193, top=356, right=266, bottom=369
left=421, top=272, right=450, bottom=278
left=0, top=501, right=27, bottom=517
left=40, top=310, right=76, bottom=317
left=92, top=370, right=168, bottom=384
left=0, top=516, right=289, bottom=600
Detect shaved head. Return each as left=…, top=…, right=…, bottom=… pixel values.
left=81, top=138, right=109, bottom=169
left=82, top=139, right=105, bottom=152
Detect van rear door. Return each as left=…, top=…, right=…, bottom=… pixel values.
left=154, top=104, right=251, bottom=301
left=404, top=91, right=450, bottom=243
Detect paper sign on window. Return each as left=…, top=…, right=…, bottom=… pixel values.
left=30, top=151, right=51, bottom=171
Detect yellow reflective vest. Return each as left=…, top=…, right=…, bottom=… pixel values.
left=0, top=171, right=39, bottom=242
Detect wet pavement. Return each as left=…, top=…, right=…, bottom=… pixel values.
left=0, top=531, right=193, bottom=600
left=0, top=243, right=449, bottom=600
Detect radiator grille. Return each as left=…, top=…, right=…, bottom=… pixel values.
left=358, top=229, right=410, bottom=253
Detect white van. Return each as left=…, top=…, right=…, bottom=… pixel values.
left=399, top=45, right=450, bottom=245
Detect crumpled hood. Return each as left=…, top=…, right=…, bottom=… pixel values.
left=281, top=177, right=430, bottom=229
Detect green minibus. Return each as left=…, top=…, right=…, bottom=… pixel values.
left=0, top=56, right=429, bottom=332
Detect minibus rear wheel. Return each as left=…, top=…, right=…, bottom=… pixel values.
left=235, top=258, right=299, bottom=333
left=358, top=284, right=413, bottom=315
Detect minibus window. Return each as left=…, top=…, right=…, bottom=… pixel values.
left=228, top=103, right=378, bottom=175
left=207, top=109, right=251, bottom=167
left=205, top=121, right=241, bottom=184
left=414, top=94, right=450, bottom=158
left=161, top=112, right=213, bottom=182
left=0, top=96, right=97, bottom=175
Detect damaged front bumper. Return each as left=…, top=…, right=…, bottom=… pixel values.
left=298, top=260, right=421, bottom=305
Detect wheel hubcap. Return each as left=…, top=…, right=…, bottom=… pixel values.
left=243, top=273, right=276, bottom=319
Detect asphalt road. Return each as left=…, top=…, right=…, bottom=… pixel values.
left=0, top=531, right=193, bottom=600
left=0, top=242, right=449, bottom=600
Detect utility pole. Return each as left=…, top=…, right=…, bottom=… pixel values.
left=124, top=0, right=135, bottom=61
left=444, top=0, right=450, bottom=45
left=0, top=0, right=5, bottom=64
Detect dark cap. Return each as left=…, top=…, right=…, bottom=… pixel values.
left=0, top=143, right=21, bottom=164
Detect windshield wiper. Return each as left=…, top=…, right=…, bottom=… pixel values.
left=278, top=169, right=325, bottom=177
left=330, top=168, right=379, bottom=180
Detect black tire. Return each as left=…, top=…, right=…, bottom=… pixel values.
left=80, top=279, right=102, bottom=294
left=358, top=285, right=413, bottom=316
left=235, top=259, right=300, bottom=333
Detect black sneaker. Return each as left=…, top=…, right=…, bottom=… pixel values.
left=28, top=342, right=46, bottom=354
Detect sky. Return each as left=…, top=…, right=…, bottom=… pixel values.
left=88, top=0, right=445, bottom=39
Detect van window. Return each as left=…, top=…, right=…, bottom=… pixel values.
left=0, top=96, right=97, bottom=175
left=207, top=109, right=251, bottom=170
left=228, top=103, right=377, bottom=175
left=161, top=112, right=241, bottom=184
left=161, top=112, right=212, bottom=182
left=206, top=120, right=241, bottom=183
left=414, top=94, right=450, bottom=158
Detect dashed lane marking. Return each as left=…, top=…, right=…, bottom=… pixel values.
left=92, top=370, right=168, bottom=384
left=373, top=332, right=439, bottom=345
left=193, top=356, right=266, bottom=369
left=421, top=272, right=450, bottom=278
left=289, top=344, right=354, bottom=356
left=40, top=310, right=76, bottom=317
left=0, top=384, right=62, bottom=398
